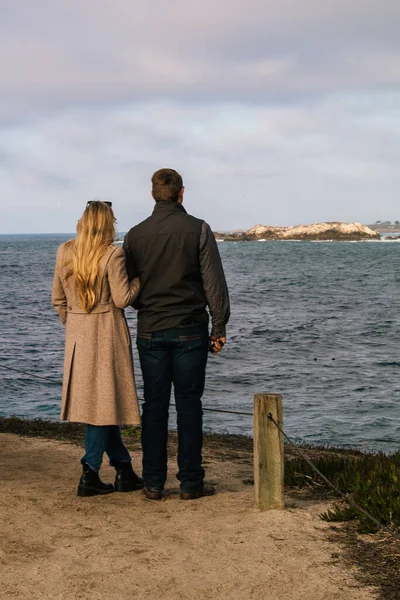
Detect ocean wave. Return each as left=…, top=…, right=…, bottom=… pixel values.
left=1, top=234, right=399, bottom=453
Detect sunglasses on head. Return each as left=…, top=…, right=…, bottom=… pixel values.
left=86, top=201, right=113, bottom=207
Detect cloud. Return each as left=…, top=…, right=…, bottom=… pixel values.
left=0, top=1, right=400, bottom=232
left=1, top=92, right=400, bottom=232
left=0, top=0, right=400, bottom=121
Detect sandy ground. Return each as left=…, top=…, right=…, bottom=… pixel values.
left=0, top=434, right=377, bottom=600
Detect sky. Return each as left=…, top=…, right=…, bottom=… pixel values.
left=0, top=0, right=400, bottom=233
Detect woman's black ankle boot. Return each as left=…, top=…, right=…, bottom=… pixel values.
left=111, top=459, right=144, bottom=492
left=77, top=460, right=114, bottom=497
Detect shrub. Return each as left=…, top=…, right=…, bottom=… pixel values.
left=285, top=451, right=400, bottom=534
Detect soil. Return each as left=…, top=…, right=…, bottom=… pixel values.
left=0, top=425, right=380, bottom=600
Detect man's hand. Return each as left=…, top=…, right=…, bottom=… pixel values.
left=209, top=336, right=226, bottom=355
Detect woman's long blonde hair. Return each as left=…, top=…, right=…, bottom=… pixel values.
left=67, top=201, right=116, bottom=312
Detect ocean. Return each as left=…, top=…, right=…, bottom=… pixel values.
left=0, top=234, right=399, bottom=453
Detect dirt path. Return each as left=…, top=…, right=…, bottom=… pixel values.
left=0, top=434, right=377, bottom=600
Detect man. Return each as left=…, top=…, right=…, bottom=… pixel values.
left=124, top=168, right=230, bottom=500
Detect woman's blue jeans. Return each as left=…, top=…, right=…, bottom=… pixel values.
left=82, top=425, right=131, bottom=472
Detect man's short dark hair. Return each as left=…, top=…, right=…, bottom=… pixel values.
left=152, top=168, right=183, bottom=202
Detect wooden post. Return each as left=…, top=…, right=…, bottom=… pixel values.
left=253, top=394, right=284, bottom=511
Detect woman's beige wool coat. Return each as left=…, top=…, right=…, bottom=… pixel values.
left=52, top=243, right=140, bottom=426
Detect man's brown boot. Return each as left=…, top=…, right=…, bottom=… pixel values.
left=144, top=488, right=163, bottom=500
left=180, top=485, right=215, bottom=500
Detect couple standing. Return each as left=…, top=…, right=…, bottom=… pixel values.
left=52, top=168, right=230, bottom=500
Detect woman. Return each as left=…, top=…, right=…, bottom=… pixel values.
left=52, top=200, right=143, bottom=497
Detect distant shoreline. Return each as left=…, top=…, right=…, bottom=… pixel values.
left=1, top=226, right=400, bottom=237
left=215, top=222, right=383, bottom=242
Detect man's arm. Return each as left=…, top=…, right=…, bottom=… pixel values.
left=199, top=221, right=230, bottom=339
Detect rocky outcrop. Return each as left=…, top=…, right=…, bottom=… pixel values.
left=215, top=222, right=380, bottom=241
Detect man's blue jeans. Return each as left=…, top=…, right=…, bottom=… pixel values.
left=136, top=324, right=208, bottom=493
left=82, top=425, right=131, bottom=472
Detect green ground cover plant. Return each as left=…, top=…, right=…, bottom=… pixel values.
left=285, top=451, right=400, bottom=534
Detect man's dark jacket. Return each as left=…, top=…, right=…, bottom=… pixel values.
left=123, top=201, right=230, bottom=337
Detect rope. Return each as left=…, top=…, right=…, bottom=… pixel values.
left=194, top=406, right=252, bottom=417
left=0, top=362, right=252, bottom=416
left=267, top=413, right=399, bottom=539
left=0, top=364, right=61, bottom=384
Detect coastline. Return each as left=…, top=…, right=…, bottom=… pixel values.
left=214, top=222, right=381, bottom=242
left=0, top=416, right=398, bottom=599
left=0, top=415, right=376, bottom=459
left=216, top=236, right=400, bottom=242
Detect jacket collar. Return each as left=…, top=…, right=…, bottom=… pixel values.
left=152, top=201, right=187, bottom=215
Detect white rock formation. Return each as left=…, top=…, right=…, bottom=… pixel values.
left=246, top=222, right=379, bottom=240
